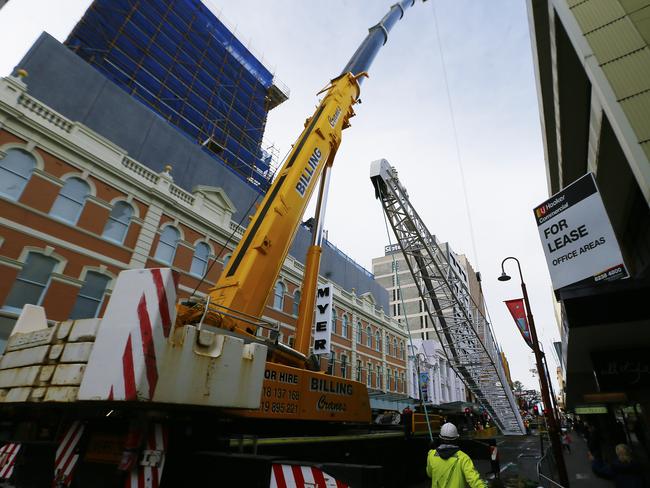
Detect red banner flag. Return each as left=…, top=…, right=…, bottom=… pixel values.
left=504, top=299, right=534, bottom=350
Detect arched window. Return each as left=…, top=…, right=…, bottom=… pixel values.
left=400, top=341, right=405, bottom=359
left=366, top=326, right=372, bottom=348
left=292, top=290, right=301, bottom=316
left=331, top=308, right=338, bottom=335
left=102, top=201, right=133, bottom=244
left=154, top=226, right=180, bottom=265
left=222, top=253, right=231, bottom=268
left=70, top=271, right=111, bottom=319
left=341, top=314, right=349, bottom=338
left=386, top=334, right=391, bottom=355
left=375, top=330, right=381, bottom=352
left=0, top=148, right=36, bottom=200
left=50, top=177, right=90, bottom=224
left=394, top=338, right=398, bottom=357
left=190, top=242, right=211, bottom=277
left=273, top=281, right=285, bottom=310
left=3, top=252, right=57, bottom=312
left=356, top=321, right=362, bottom=343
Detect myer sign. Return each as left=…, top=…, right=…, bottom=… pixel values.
left=534, top=173, right=627, bottom=290
left=312, top=284, right=333, bottom=355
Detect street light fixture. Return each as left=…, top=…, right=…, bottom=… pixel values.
left=498, top=256, right=569, bottom=487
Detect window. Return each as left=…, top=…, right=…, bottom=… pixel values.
left=400, top=341, right=405, bottom=359
left=394, top=338, right=398, bottom=357
left=366, top=326, right=372, bottom=348
left=341, top=314, right=349, bottom=338
left=190, top=242, right=211, bottom=277
left=327, top=351, right=335, bottom=375
left=273, top=281, right=285, bottom=310
left=386, top=334, right=391, bottom=355
left=154, top=226, right=180, bottom=265
left=375, top=330, right=381, bottom=352
left=222, top=253, right=231, bottom=268
left=292, top=290, right=301, bottom=316
left=400, top=372, right=404, bottom=392
left=377, top=365, right=383, bottom=390
left=356, top=360, right=362, bottom=382
left=331, top=308, right=337, bottom=335
left=0, top=148, right=36, bottom=200
left=356, top=321, right=362, bottom=343
left=4, top=252, right=57, bottom=311
left=387, top=368, right=392, bottom=391
left=70, top=271, right=110, bottom=319
left=340, top=354, right=347, bottom=379
left=102, top=201, right=133, bottom=244
left=50, top=177, right=90, bottom=224
left=367, top=362, right=373, bottom=387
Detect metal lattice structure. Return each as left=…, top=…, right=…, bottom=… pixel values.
left=370, top=159, right=524, bottom=435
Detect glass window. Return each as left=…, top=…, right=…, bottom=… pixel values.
left=386, top=334, right=391, bottom=355
left=50, top=177, right=90, bottom=224
left=340, top=354, right=347, bottom=379
left=0, top=149, right=36, bottom=200
left=356, top=321, right=362, bottom=343
left=331, top=308, right=337, bottom=335
left=366, top=326, right=372, bottom=348
left=273, top=281, right=285, bottom=310
left=367, top=363, right=373, bottom=387
left=341, top=314, right=349, bottom=338
left=375, top=330, right=381, bottom=352
left=356, top=360, right=362, bottom=382
left=102, top=201, right=133, bottom=244
left=4, top=252, right=57, bottom=311
left=292, top=290, right=301, bottom=316
left=394, top=338, right=398, bottom=357
left=154, top=226, right=180, bottom=265
left=377, top=365, right=383, bottom=390
left=327, top=351, right=335, bottom=375
left=70, top=271, right=110, bottom=319
left=387, top=368, right=392, bottom=391
left=190, top=242, right=211, bottom=277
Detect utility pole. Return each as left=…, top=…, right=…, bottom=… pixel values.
left=499, top=257, right=569, bottom=487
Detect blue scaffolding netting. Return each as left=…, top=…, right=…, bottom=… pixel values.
left=66, top=0, right=276, bottom=190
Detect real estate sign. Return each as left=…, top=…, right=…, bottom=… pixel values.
left=534, top=173, right=627, bottom=290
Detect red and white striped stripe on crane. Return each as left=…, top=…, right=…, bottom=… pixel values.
left=125, top=423, right=167, bottom=488
left=0, top=442, right=20, bottom=480
left=52, top=421, right=85, bottom=487
left=270, top=464, right=348, bottom=488
left=79, top=268, right=178, bottom=402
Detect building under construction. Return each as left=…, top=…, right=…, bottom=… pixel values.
left=65, top=0, right=288, bottom=190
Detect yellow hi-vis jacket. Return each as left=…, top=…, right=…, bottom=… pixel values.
left=426, top=448, right=487, bottom=488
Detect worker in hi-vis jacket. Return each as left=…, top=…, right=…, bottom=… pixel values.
left=426, top=423, right=487, bottom=488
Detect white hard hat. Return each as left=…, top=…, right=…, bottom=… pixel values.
left=440, top=422, right=459, bottom=441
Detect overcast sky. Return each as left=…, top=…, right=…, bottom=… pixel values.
left=0, top=0, right=560, bottom=391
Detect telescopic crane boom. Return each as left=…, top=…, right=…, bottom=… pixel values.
left=177, top=1, right=424, bottom=366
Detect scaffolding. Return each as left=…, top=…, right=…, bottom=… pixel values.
left=370, top=159, right=525, bottom=435
left=65, top=0, right=289, bottom=191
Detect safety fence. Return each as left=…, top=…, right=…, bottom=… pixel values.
left=537, top=444, right=566, bottom=488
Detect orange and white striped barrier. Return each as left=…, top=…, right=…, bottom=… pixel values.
left=125, top=423, right=167, bottom=488
left=0, top=442, right=20, bottom=480
left=270, top=464, right=348, bottom=488
left=52, top=421, right=85, bottom=487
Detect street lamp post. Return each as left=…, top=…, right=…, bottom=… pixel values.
left=499, top=256, right=569, bottom=487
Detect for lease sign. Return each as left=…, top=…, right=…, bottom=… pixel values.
left=534, top=173, right=627, bottom=290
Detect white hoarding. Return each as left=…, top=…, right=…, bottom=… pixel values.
left=312, top=284, right=333, bottom=356
left=534, top=173, right=627, bottom=290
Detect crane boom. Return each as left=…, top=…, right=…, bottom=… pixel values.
left=370, top=159, right=525, bottom=435
left=177, top=1, right=422, bottom=363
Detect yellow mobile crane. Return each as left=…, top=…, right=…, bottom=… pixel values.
left=176, top=0, right=425, bottom=423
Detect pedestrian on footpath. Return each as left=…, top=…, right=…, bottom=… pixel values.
left=488, top=439, right=500, bottom=479
left=561, top=430, right=572, bottom=453
left=426, top=422, right=487, bottom=488
left=590, top=444, right=646, bottom=488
